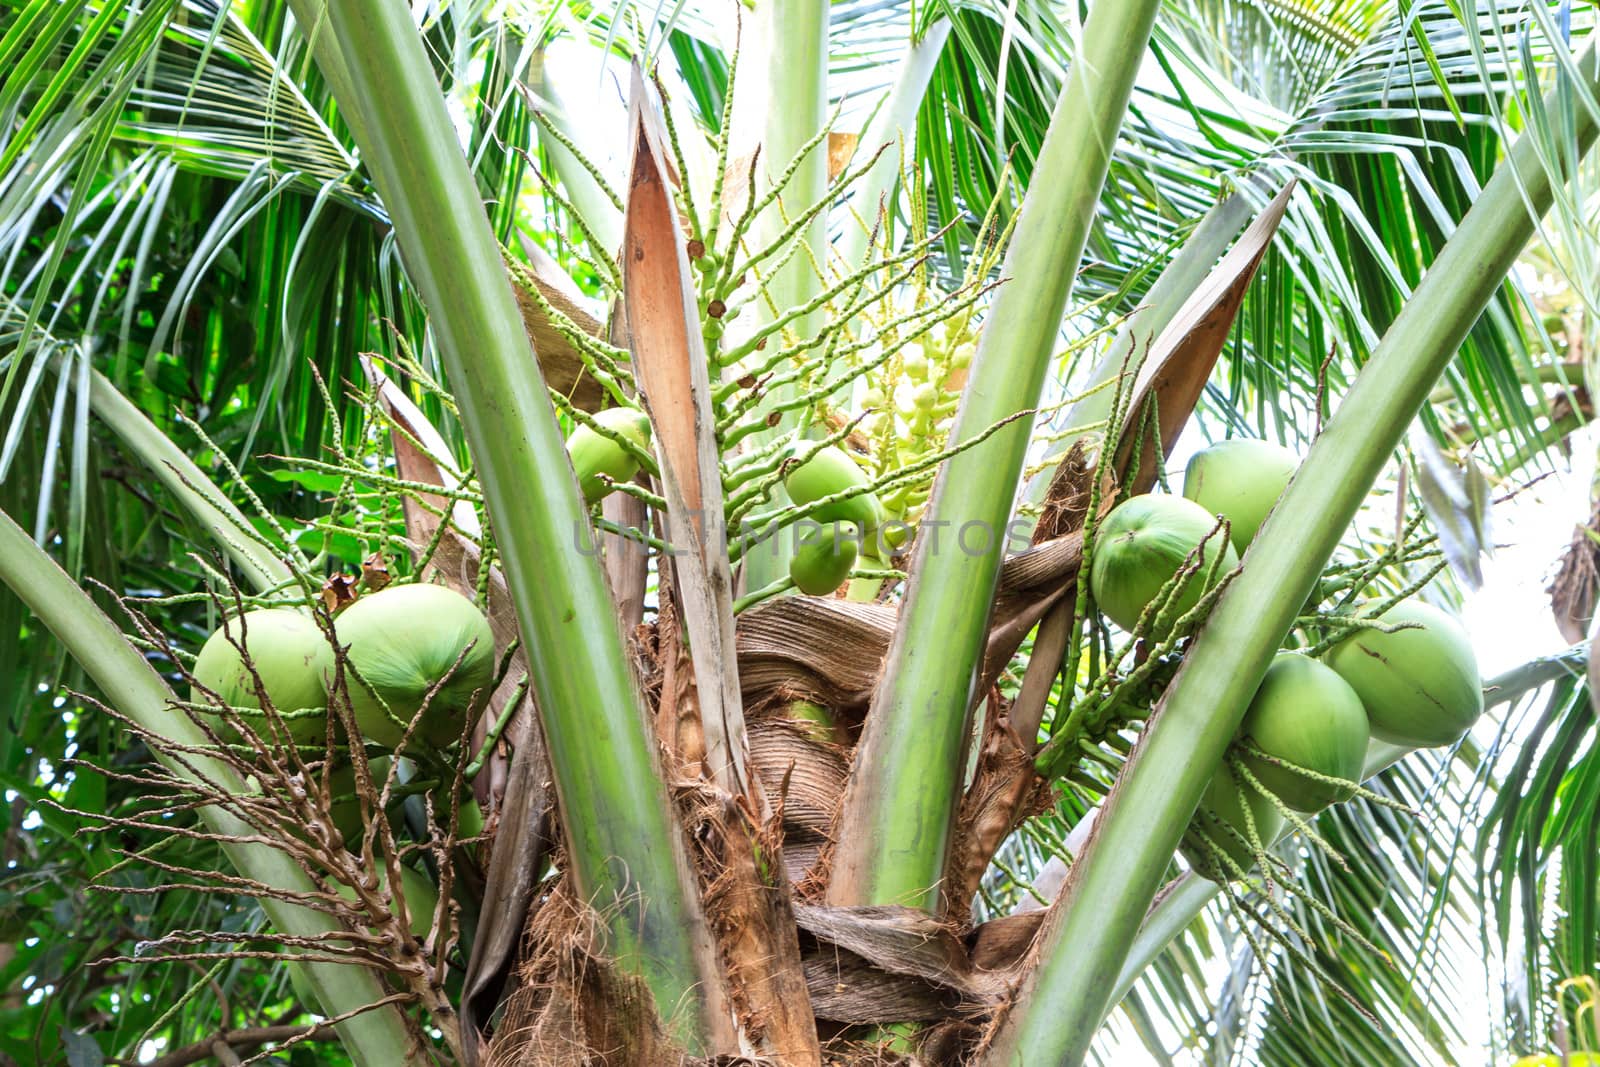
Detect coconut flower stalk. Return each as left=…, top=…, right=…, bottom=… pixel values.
left=0, top=511, right=423, bottom=1067
left=827, top=0, right=1164, bottom=911
left=735, top=0, right=831, bottom=592
left=313, top=0, right=725, bottom=1051
left=985, top=39, right=1600, bottom=1067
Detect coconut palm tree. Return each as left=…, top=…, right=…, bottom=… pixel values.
left=3, top=0, right=1600, bottom=1064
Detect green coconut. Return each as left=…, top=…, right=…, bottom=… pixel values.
left=1088, top=494, right=1239, bottom=634
left=334, top=863, right=438, bottom=937
left=457, top=796, right=485, bottom=840
left=320, top=757, right=395, bottom=845
left=1181, top=438, right=1298, bottom=553
left=1237, top=653, right=1369, bottom=811
left=567, top=406, right=652, bottom=504
left=783, top=444, right=898, bottom=555
left=334, top=583, right=495, bottom=751
left=1181, top=767, right=1284, bottom=880
left=1324, top=600, right=1483, bottom=748
left=289, top=862, right=438, bottom=1008
left=192, top=609, right=332, bottom=747
left=789, top=522, right=860, bottom=595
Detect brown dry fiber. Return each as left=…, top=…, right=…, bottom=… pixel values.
left=735, top=534, right=1083, bottom=713
left=622, top=67, right=752, bottom=801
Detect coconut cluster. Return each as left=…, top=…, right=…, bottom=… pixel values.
left=1081, top=438, right=1484, bottom=880
left=191, top=582, right=495, bottom=755
left=1185, top=602, right=1482, bottom=881
left=192, top=582, right=491, bottom=955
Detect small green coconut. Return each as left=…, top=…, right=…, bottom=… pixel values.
left=319, top=757, right=395, bottom=845
left=334, top=583, right=495, bottom=751
left=1238, top=653, right=1369, bottom=811
left=1325, top=600, right=1482, bottom=748
left=457, top=796, right=485, bottom=840
left=789, top=522, right=860, bottom=595
left=334, top=863, right=438, bottom=937
left=1181, top=438, right=1298, bottom=553
left=567, top=406, right=652, bottom=503
left=289, top=862, right=438, bottom=1009
left=192, top=609, right=332, bottom=747
left=1088, top=494, right=1239, bottom=634
left=1181, top=767, right=1283, bottom=880
left=783, top=444, right=898, bottom=555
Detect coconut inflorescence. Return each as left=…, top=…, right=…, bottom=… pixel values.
left=192, top=608, right=333, bottom=746
left=1089, top=494, right=1238, bottom=633
left=566, top=406, right=653, bottom=504
left=334, top=862, right=439, bottom=937
left=321, top=757, right=396, bottom=845
left=789, top=522, right=860, bottom=595
left=334, top=583, right=496, bottom=750
left=1182, top=766, right=1284, bottom=877
left=1325, top=600, right=1483, bottom=748
left=1181, top=438, right=1298, bottom=553
left=288, top=861, right=439, bottom=1008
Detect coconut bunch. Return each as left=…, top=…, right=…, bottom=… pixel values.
left=186, top=582, right=494, bottom=965
left=79, top=579, right=483, bottom=1033
left=191, top=581, right=496, bottom=758
left=531, top=95, right=1105, bottom=607
left=1181, top=595, right=1482, bottom=881
left=1075, top=436, right=1483, bottom=882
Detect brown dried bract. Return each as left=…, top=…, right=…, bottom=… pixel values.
left=319, top=573, right=358, bottom=614
left=361, top=552, right=392, bottom=592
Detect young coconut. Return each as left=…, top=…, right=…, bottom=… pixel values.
left=334, top=862, right=439, bottom=936
left=783, top=443, right=903, bottom=556
left=1181, top=766, right=1284, bottom=881
left=334, top=583, right=495, bottom=751
left=789, top=521, right=860, bottom=595
left=1237, top=653, right=1369, bottom=811
left=566, top=406, right=652, bottom=503
left=192, top=609, right=332, bottom=747
left=1324, top=599, right=1482, bottom=748
left=1181, top=438, right=1298, bottom=553
left=318, top=757, right=395, bottom=846
left=1088, top=494, right=1239, bottom=634
left=288, top=862, right=438, bottom=1009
